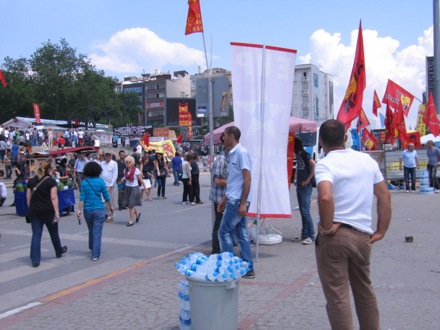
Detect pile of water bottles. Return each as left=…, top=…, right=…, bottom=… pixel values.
left=175, top=251, right=251, bottom=282
left=176, top=252, right=250, bottom=329
left=177, top=280, right=191, bottom=330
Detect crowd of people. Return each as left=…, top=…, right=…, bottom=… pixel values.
left=0, top=124, right=99, bottom=153
left=0, top=138, right=214, bottom=266
left=0, top=121, right=400, bottom=327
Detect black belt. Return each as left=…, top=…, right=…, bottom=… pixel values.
left=338, top=223, right=358, bottom=231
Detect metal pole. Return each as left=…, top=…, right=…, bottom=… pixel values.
left=434, top=0, right=440, bottom=113
left=200, top=32, right=216, bottom=243
left=255, top=45, right=267, bottom=260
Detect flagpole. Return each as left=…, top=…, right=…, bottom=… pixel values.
left=200, top=32, right=214, bottom=164
left=255, top=46, right=267, bottom=260
left=200, top=29, right=217, bottom=239
left=434, top=0, right=440, bottom=115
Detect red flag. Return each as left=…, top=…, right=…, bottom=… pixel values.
left=185, top=0, right=204, bottom=35
left=394, top=102, right=408, bottom=144
left=0, top=69, right=6, bottom=87
left=384, top=103, right=395, bottom=144
left=372, top=89, right=381, bottom=117
left=336, top=22, right=366, bottom=129
left=361, top=128, right=378, bottom=150
left=176, top=134, right=183, bottom=144
left=382, top=79, right=414, bottom=117
left=142, top=132, right=150, bottom=147
left=356, top=108, right=370, bottom=133
left=423, top=92, right=440, bottom=137
left=33, top=103, right=41, bottom=124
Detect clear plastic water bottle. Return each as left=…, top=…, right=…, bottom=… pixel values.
left=186, top=252, right=207, bottom=265
left=218, top=252, right=234, bottom=261
left=175, top=262, right=188, bottom=275
left=185, top=268, right=207, bottom=280
left=207, top=253, right=220, bottom=262
left=190, top=259, right=221, bottom=276
left=177, top=281, right=190, bottom=309
left=179, top=309, right=191, bottom=330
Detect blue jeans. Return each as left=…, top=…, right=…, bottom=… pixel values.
left=427, top=164, right=438, bottom=188
left=157, top=175, right=166, bottom=197
left=296, top=184, right=315, bottom=240
left=404, top=166, right=416, bottom=191
left=84, top=208, right=105, bottom=259
left=218, top=199, right=254, bottom=270
left=172, top=170, right=180, bottom=185
left=30, top=217, right=63, bottom=264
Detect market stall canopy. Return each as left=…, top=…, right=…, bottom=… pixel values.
left=204, top=117, right=318, bottom=145
left=421, top=133, right=440, bottom=145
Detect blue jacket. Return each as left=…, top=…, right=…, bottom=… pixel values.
left=80, top=177, right=110, bottom=211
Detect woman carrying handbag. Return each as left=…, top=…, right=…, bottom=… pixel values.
left=76, top=162, right=113, bottom=261
left=27, top=160, right=67, bottom=267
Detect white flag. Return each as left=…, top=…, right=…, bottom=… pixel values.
left=230, top=42, right=297, bottom=218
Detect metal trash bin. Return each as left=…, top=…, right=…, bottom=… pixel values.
left=187, top=277, right=239, bottom=330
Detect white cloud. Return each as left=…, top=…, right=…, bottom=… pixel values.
left=89, top=27, right=206, bottom=77
left=300, top=26, right=434, bottom=127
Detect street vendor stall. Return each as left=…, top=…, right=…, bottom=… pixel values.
left=14, top=184, right=75, bottom=217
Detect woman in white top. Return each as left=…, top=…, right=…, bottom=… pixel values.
left=121, top=156, right=146, bottom=226
left=181, top=153, right=194, bottom=205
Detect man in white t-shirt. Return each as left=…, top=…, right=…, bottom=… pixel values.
left=100, top=153, right=118, bottom=222
left=314, top=119, right=391, bottom=330
left=77, top=129, right=85, bottom=147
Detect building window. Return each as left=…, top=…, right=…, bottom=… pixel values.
left=313, top=73, right=318, bottom=88
left=302, top=81, right=308, bottom=92
left=123, top=87, right=142, bottom=93
left=148, top=111, right=164, bottom=118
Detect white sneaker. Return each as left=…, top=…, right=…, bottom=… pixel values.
left=302, top=237, right=314, bottom=245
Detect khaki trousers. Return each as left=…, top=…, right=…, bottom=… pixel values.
left=315, top=225, right=380, bottom=330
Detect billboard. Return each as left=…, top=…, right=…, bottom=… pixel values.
left=166, top=98, right=201, bottom=127
left=196, top=76, right=230, bottom=118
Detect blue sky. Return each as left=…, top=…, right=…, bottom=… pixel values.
left=0, top=0, right=434, bottom=127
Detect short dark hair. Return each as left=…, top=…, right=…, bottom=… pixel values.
left=225, top=126, right=241, bottom=141
left=320, top=119, right=345, bottom=147
left=294, top=138, right=304, bottom=154
left=119, top=150, right=125, bottom=155
left=83, top=161, right=102, bottom=178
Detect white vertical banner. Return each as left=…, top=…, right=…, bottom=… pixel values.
left=230, top=42, right=297, bottom=218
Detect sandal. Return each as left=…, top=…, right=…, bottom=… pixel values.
left=126, top=222, right=134, bottom=227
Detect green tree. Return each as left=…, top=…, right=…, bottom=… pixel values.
left=0, top=38, right=120, bottom=125
left=0, top=57, right=35, bottom=122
